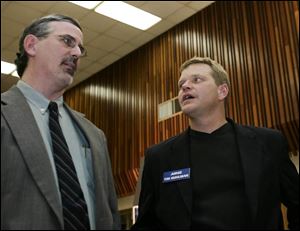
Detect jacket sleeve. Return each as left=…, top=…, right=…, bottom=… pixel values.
left=131, top=149, right=161, bottom=230
left=279, top=134, right=299, bottom=230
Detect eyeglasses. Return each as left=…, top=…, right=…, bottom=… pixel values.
left=57, top=34, right=87, bottom=57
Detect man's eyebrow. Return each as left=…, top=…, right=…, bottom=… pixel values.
left=178, top=79, right=185, bottom=86
left=191, top=74, right=205, bottom=77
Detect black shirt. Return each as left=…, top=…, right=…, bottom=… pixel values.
left=189, top=123, right=250, bottom=229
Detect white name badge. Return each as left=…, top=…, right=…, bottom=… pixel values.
left=163, top=168, right=190, bottom=183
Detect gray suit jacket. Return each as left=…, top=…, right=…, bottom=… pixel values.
left=1, top=86, right=120, bottom=230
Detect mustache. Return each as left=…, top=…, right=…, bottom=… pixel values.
left=62, top=55, right=78, bottom=64
left=61, top=56, right=78, bottom=76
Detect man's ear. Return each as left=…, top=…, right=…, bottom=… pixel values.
left=217, top=83, right=229, bottom=100
left=23, top=34, right=39, bottom=56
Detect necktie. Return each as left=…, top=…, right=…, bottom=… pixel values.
left=48, top=102, right=90, bottom=230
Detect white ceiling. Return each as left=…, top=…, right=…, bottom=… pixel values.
left=1, top=1, right=214, bottom=88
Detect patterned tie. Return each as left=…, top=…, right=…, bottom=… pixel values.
left=48, top=102, right=90, bottom=230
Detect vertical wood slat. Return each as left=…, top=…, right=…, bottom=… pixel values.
left=64, top=1, right=299, bottom=197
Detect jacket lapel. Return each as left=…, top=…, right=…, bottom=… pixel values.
left=169, top=130, right=193, bottom=215
left=230, top=120, right=262, bottom=223
left=1, top=87, right=63, bottom=227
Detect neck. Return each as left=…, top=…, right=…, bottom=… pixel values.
left=189, top=114, right=227, bottom=133
left=22, top=70, right=65, bottom=101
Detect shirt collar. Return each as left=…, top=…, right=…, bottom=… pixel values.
left=17, top=80, right=64, bottom=116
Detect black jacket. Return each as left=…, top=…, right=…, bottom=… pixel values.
left=132, top=119, right=299, bottom=230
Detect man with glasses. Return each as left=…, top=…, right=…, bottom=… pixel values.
left=1, top=14, right=120, bottom=230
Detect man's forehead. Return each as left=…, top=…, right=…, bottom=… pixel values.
left=180, top=64, right=211, bottom=76
left=49, top=21, right=83, bottom=39
left=49, top=21, right=80, bottom=30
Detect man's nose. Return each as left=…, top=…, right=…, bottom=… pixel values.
left=71, top=45, right=82, bottom=58
left=182, top=80, right=191, bottom=90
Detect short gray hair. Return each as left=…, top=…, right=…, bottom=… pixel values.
left=15, top=14, right=82, bottom=77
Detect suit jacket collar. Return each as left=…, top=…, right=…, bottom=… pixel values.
left=168, top=118, right=262, bottom=223
left=1, top=86, right=63, bottom=227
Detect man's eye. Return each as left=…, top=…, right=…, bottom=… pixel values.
left=62, top=36, right=75, bottom=48
left=63, top=37, right=74, bottom=47
left=193, top=77, right=201, bottom=82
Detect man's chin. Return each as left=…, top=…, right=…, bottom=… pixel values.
left=181, top=105, right=194, bottom=114
left=62, top=73, right=74, bottom=87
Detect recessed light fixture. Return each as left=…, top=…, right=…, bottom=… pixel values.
left=11, top=70, right=20, bottom=78
left=1, top=61, right=16, bottom=75
left=69, top=1, right=102, bottom=10
left=94, top=1, right=161, bottom=30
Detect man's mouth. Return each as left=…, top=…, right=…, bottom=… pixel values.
left=62, top=62, right=76, bottom=76
left=182, top=94, right=195, bottom=102
left=61, top=56, right=78, bottom=76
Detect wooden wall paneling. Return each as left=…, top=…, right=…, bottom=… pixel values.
left=243, top=3, right=257, bottom=125
left=274, top=3, right=291, bottom=124
left=284, top=4, right=299, bottom=123
left=253, top=2, right=269, bottom=127
left=286, top=2, right=299, bottom=122
left=266, top=2, right=284, bottom=126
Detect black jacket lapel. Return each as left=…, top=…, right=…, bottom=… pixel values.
left=230, top=120, right=262, bottom=223
left=169, top=129, right=193, bottom=215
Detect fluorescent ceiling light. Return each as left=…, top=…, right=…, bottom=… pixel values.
left=95, top=1, right=161, bottom=30
left=69, top=1, right=102, bottom=10
left=11, top=70, right=20, bottom=78
left=1, top=61, right=16, bottom=75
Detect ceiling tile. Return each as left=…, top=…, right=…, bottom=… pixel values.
left=4, top=38, right=19, bottom=54
left=82, top=27, right=99, bottom=44
left=77, top=57, right=95, bottom=70
left=128, top=32, right=156, bottom=48
left=1, top=50, right=17, bottom=63
left=99, top=53, right=120, bottom=66
left=124, top=1, right=147, bottom=8
left=1, top=34, right=15, bottom=50
left=80, top=11, right=116, bottom=33
left=84, top=46, right=108, bottom=61
left=141, top=1, right=184, bottom=18
left=16, top=1, right=58, bottom=13
left=188, top=1, right=214, bottom=11
left=2, top=2, right=43, bottom=24
left=147, top=19, right=175, bottom=36
left=89, top=35, right=124, bottom=52
left=85, top=61, right=107, bottom=75
left=113, top=43, right=136, bottom=57
left=177, top=1, right=192, bottom=4
left=105, top=23, right=142, bottom=42
left=47, top=2, right=89, bottom=19
left=1, top=18, right=26, bottom=38
left=166, top=6, right=196, bottom=23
